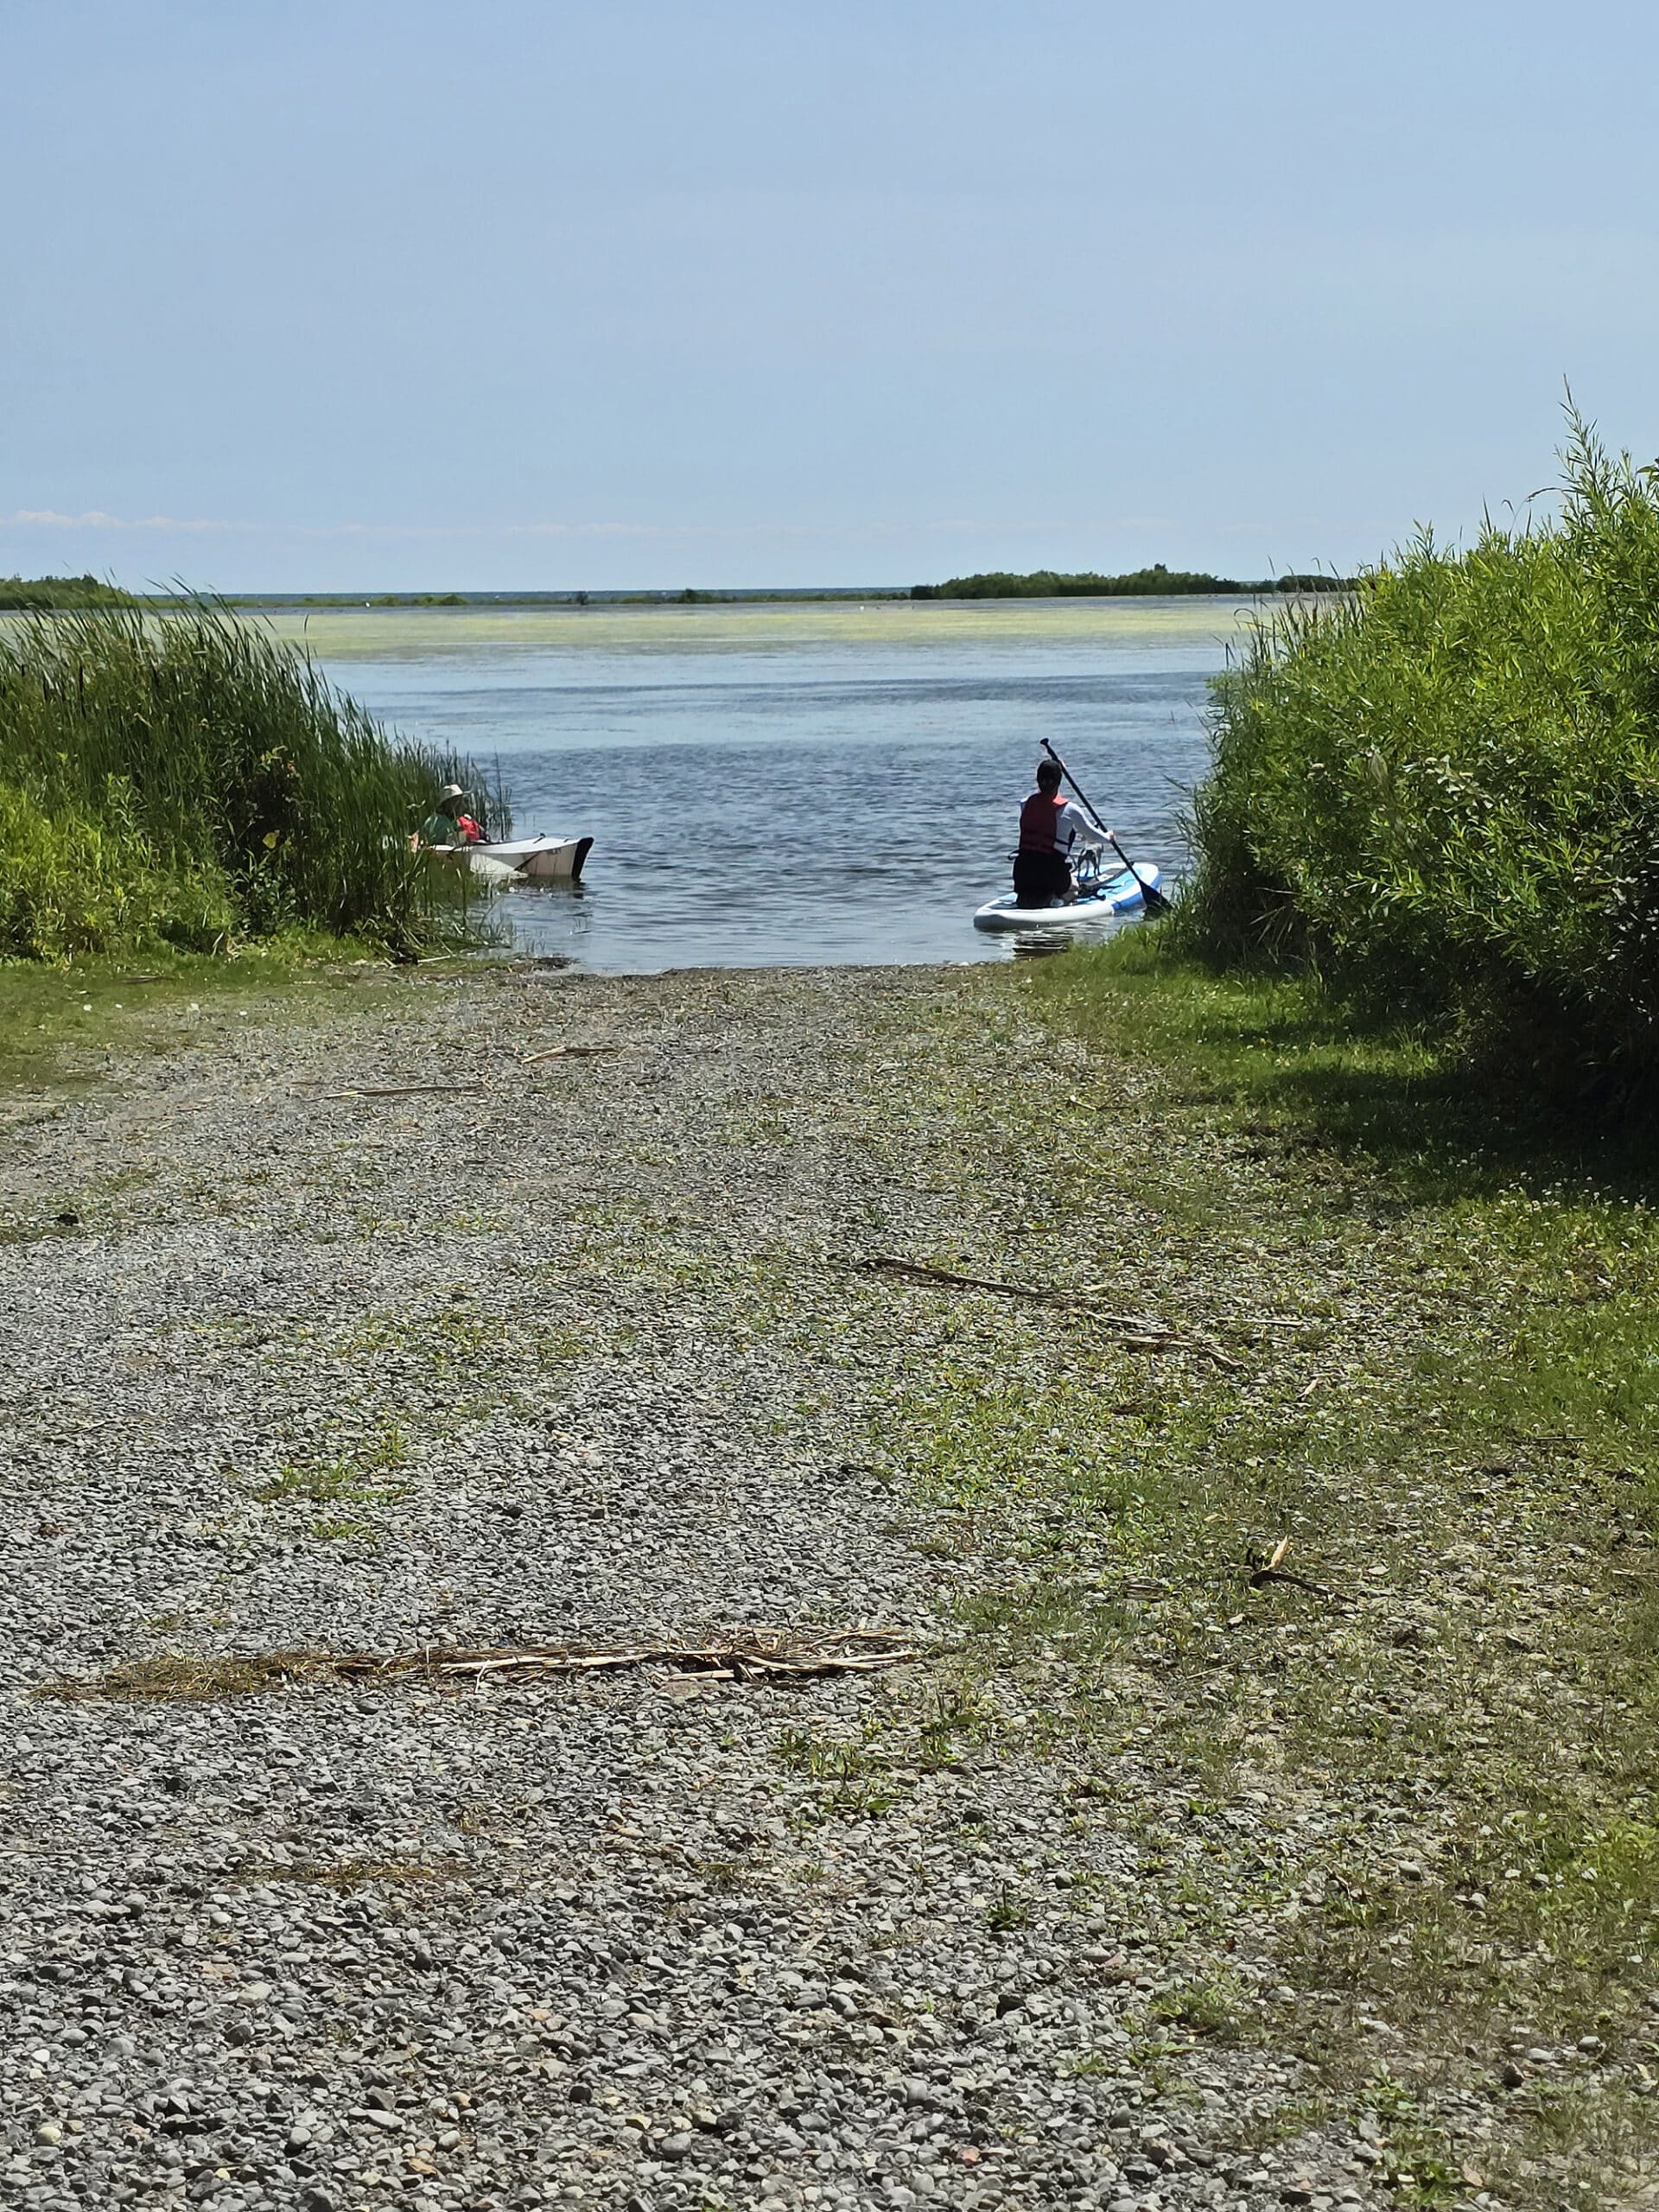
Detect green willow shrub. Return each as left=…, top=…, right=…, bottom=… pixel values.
left=0, top=602, right=500, bottom=961
left=1175, top=414, right=1659, bottom=1092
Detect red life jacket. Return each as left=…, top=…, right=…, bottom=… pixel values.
left=1019, top=790, right=1069, bottom=855
left=455, top=812, right=484, bottom=844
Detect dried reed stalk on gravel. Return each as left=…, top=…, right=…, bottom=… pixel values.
left=322, top=1082, right=487, bottom=1099
left=41, top=1628, right=918, bottom=1703
left=522, top=1044, right=623, bottom=1065
left=853, top=1255, right=1238, bottom=1368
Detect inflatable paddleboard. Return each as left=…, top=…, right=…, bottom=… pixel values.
left=972, top=863, right=1160, bottom=934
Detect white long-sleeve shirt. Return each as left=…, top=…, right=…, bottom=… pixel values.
left=1047, top=798, right=1110, bottom=855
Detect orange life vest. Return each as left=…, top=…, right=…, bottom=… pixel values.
left=1019, top=790, right=1069, bottom=855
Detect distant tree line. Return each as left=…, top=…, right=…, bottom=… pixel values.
left=910, top=564, right=1353, bottom=600
left=0, top=574, right=138, bottom=611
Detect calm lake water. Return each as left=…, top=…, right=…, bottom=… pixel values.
left=275, top=598, right=1258, bottom=972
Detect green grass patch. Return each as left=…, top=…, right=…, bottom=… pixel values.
left=869, top=941, right=1659, bottom=2206
left=307, top=1516, right=377, bottom=1543
left=772, top=1724, right=901, bottom=1821
left=251, top=1425, right=410, bottom=1509
left=0, top=942, right=380, bottom=1099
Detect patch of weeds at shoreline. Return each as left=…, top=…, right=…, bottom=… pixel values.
left=1147, top=1972, right=1250, bottom=2044
left=306, top=1515, right=375, bottom=1542
left=251, top=1459, right=404, bottom=1507
left=0, top=1162, right=162, bottom=1245
left=39, top=1653, right=308, bottom=1700
left=239, top=1856, right=467, bottom=1892
left=245, top=1300, right=555, bottom=1448
left=1357, top=2073, right=1462, bottom=2207
left=250, top=1423, right=411, bottom=1510
left=859, top=944, right=1659, bottom=2207
left=773, top=1724, right=900, bottom=1821
left=770, top=1687, right=992, bottom=1825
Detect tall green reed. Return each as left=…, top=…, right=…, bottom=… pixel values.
left=1173, top=410, right=1659, bottom=1096
left=0, top=601, right=506, bottom=961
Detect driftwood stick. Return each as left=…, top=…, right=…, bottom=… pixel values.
left=1216, top=1316, right=1323, bottom=1333
left=1244, top=1536, right=1341, bottom=1600
left=1247, top=1567, right=1337, bottom=1598
left=523, top=1045, right=624, bottom=1065
left=853, top=1255, right=1238, bottom=1368
left=323, top=1082, right=486, bottom=1099
left=1073, top=1291, right=1313, bottom=1334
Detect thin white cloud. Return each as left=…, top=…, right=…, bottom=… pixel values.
left=10, top=508, right=264, bottom=534
left=3, top=507, right=1179, bottom=543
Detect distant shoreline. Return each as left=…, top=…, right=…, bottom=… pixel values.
left=2, top=571, right=1351, bottom=614
left=205, top=588, right=1297, bottom=612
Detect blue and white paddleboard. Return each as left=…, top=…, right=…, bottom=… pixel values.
left=972, top=863, right=1160, bottom=934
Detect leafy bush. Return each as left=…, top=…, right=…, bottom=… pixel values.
left=0, top=602, right=501, bottom=961
left=1174, top=412, right=1659, bottom=1095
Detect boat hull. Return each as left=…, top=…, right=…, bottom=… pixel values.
left=973, top=863, right=1160, bottom=933
left=439, top=836, right=593, bottom=881
left=473, top=836, right=593, bottom=881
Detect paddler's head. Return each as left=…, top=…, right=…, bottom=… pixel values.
left=438, top=783, right=465, bottom=817
left=1036, top=758, right=1062, bottom=794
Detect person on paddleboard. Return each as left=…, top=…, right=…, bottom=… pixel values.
left=1013, top=755, right=1111, bottom=905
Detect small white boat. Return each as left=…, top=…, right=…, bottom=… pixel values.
left=476, top=835, right=593, bottom=881
left=436, top=836, right=593, bottom=882
left=973, top=861, right=1160, bottom=933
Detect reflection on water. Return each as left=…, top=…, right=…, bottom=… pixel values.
left=1001, top=918, right=1131, bottom=959
left=283, top=597, right=1250, bottom=972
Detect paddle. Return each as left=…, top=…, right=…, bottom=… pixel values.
left=1039, top=739, right=1170, bottom=915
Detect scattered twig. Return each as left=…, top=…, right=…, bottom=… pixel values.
left=857, top=1253, right=1084, bottom=1304
left=523, top=1045, right=624, bottom=1065
left=321, top=1082, right=486, bottom=1099
left=1244, top=1535, right=1339, bottom=1599
left=852, top=1255, right=1237, bottom=1367
left=42, top=1628, right=918, bottom=1702
left=1247, top=1567, right=1336, bottom=1597
left=1073, top=1285, right=1318, bottom=1338
left=1213, top=1315, right=1325, bottom=1335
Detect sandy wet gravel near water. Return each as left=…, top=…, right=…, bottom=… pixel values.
left=0, top=964, right=1375, bottom=2212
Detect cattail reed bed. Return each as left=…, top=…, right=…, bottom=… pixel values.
left=1176, top=411, right=1659, bottom=1101
left=0, top=601, right=504, bottom=961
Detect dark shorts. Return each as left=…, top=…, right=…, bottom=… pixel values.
left=1012, top=850, right=1072, bottom=907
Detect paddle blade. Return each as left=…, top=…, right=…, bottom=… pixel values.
left=1125, top=861, right=1170, bottom=915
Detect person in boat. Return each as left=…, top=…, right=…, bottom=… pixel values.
left=420, top=784, right=484, bottom=848
left=1013, top=755, right=1110, bottom=905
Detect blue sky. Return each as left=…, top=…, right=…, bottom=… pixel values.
left=4, top=0, right=1658, bottom=590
